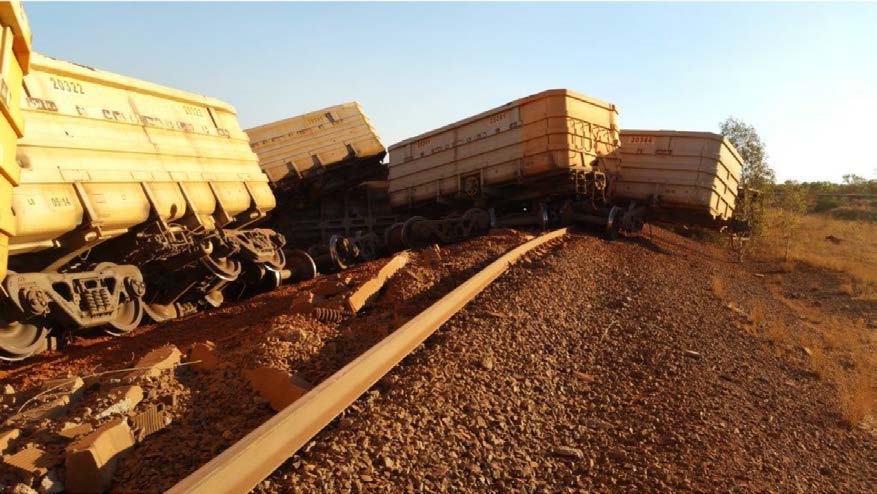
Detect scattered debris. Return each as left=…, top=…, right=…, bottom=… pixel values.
left=313, top=307, right=344, bottom=324
left=10, top=395, right=73, bottom=424
left=290, top=292, right=316, bottom=314
left=10, top=484, right=37, bottom=494
left=58, top=423, right=93, bottom=440
left=279, top=327, right=307, bottom=343
left=684, top=350, right=702, bottom=359
left=551, top=446, right=584, bottom=459
left=65, top=418, right=135, bottom=493
left=724, top=302, right=751, bottom=321
left=96, top=385, right=143, bottom=419
left=130, top=405, right=171, bottom=442
left=422, top=244, right=443, bottom=267
left=346, top=252, right=410, bottom=313
left=37, top=469, right=64, bottom=494
left=8, top=377, right=85, bottom=425
left=40, top=377, right=85, bottom=399
left=3, top=446, right=59, bottom=481
left=126, top=345, right=182, bottom=379
left=188, top=341, right=219, bottom=372
left=573, top=371, right=596, bottom=383
left=312, top=280, right=349, bottom=297
left=244, top=367, right=312, bottom=412
left=0, top=428, right=21, bottom=454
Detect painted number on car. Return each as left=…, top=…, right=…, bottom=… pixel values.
left=50, top=77, right=85, bottom=94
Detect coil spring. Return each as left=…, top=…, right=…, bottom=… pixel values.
left=81, top=287, right=113, bottom=316
left=313, top=307, right=343, bottom=324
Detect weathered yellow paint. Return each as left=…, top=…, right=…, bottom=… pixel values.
left=247, top=102, right=385, bottom=184
left=386, top=89, right=621, bottom=209
left=617, top=130, right=743, bottom=220
left=11, top=52, right=275, bottom=259
left=0, top=0, right=30, bottom=281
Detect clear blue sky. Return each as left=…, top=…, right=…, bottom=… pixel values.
left=26, top=2, right=877, bottom=182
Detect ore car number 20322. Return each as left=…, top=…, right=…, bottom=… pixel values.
left=49, top=76, right=85, bottom=94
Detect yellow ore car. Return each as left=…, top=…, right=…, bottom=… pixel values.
left=0, top=1, right=30, bottom=289
left=1, top=50, right=285, bottom=359
left=388, top=89, right=620, bottom=211
left=616, top=130, right=743, bottom=222
left=247, top=101, right=386, bottom=202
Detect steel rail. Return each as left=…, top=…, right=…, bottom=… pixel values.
left=168, top=228, right=568, bottom=494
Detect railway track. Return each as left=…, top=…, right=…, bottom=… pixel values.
left=0, top=229, right=565, bottom=492
left=168, top=228, right=567, bottom=494
left=2, top=226, right=875, bottom=492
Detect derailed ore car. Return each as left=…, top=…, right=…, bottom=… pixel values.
left=252, top=89, right=743, bottom=272
left=246, top=102, right=392, bottom=274
left=0, top=50, right=287, bottom=360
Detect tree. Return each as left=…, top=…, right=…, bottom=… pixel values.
left=774, top=181, right=808, bottom=260
left=842, top=174, right=866, bottom=186
left=719, top=117, right=776, bottom=236
left=719, top=117, right=776, bottom=190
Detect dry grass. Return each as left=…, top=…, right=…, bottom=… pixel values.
left=749, top=301, right=765, bottom=329
left=801, top=327, right=875, bottom=426
left=746, top=255, right=877, bottom=427
left=758, top=210, right=877, bottom=300
left=710, top=276, right=727, bottom=299
left=836, top=369, right=875, bottom=428
left=760, top=318, right=788, bottom=346
left=805, top=341, right=831, bottom=379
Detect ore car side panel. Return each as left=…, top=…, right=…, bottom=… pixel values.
left=11, top=53, right=272, bottom=261
left=387, top=89, right=620, bottom=209
left=616, top=130, right=743, bottom=220
left=247, top=102, right=385, bottom=185
left=0, top=1, right=30, bottom=281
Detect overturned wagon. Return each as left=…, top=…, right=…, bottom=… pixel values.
left=1, top=52, right=286, bottom=359
left=247, top=102, right=386, bottom=203
left=615, top=130, right=742, bottom=225
left=386, top=89, right=629, bottom=244
left=249, top=103, right=394, bottom=272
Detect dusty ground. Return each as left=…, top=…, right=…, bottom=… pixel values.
left=253, top=228, right=875, bottom=493
left=1, top=226, right=874, bottom=493
left=0, top=229, right=531, bottom=492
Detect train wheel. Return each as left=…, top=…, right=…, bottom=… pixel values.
left=285, top=249, right=317, bottom=282
left=328, top=235, right=359, bottom=271
left=606, top=206, right=623, bottom=240
left=401, top=216, right=429, bottom=249
left=354, top=233, right=379, bottom=261
left=384, top=223, right=405, bottom=252
left=0, top=321, right=49, bottom=361
left=144, top=303, right=180, bottom=323
left=462, top=208, right=491, bottom=236
left=104, top=298, right=144, bottom=336
left=262, top=264, right=283, bottom=291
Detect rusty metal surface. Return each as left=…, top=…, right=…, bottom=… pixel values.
left=168, top=228, right=568, bottom=494
left=616, top=130, right=743, bottom=221
left=387, top=89, right=620, bottom=209
left=0, top=0, right=31, bottom=284
left=247, top=102, right=385, bottom=186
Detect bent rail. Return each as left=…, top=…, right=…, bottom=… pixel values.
left=169, top=228, right=568, bottom=494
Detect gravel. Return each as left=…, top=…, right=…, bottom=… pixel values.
left=2, top=227, right=873, bottom=493
left=253, top=229, right=875, bottom=493
left=0, top=229, right=530, bottom=492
